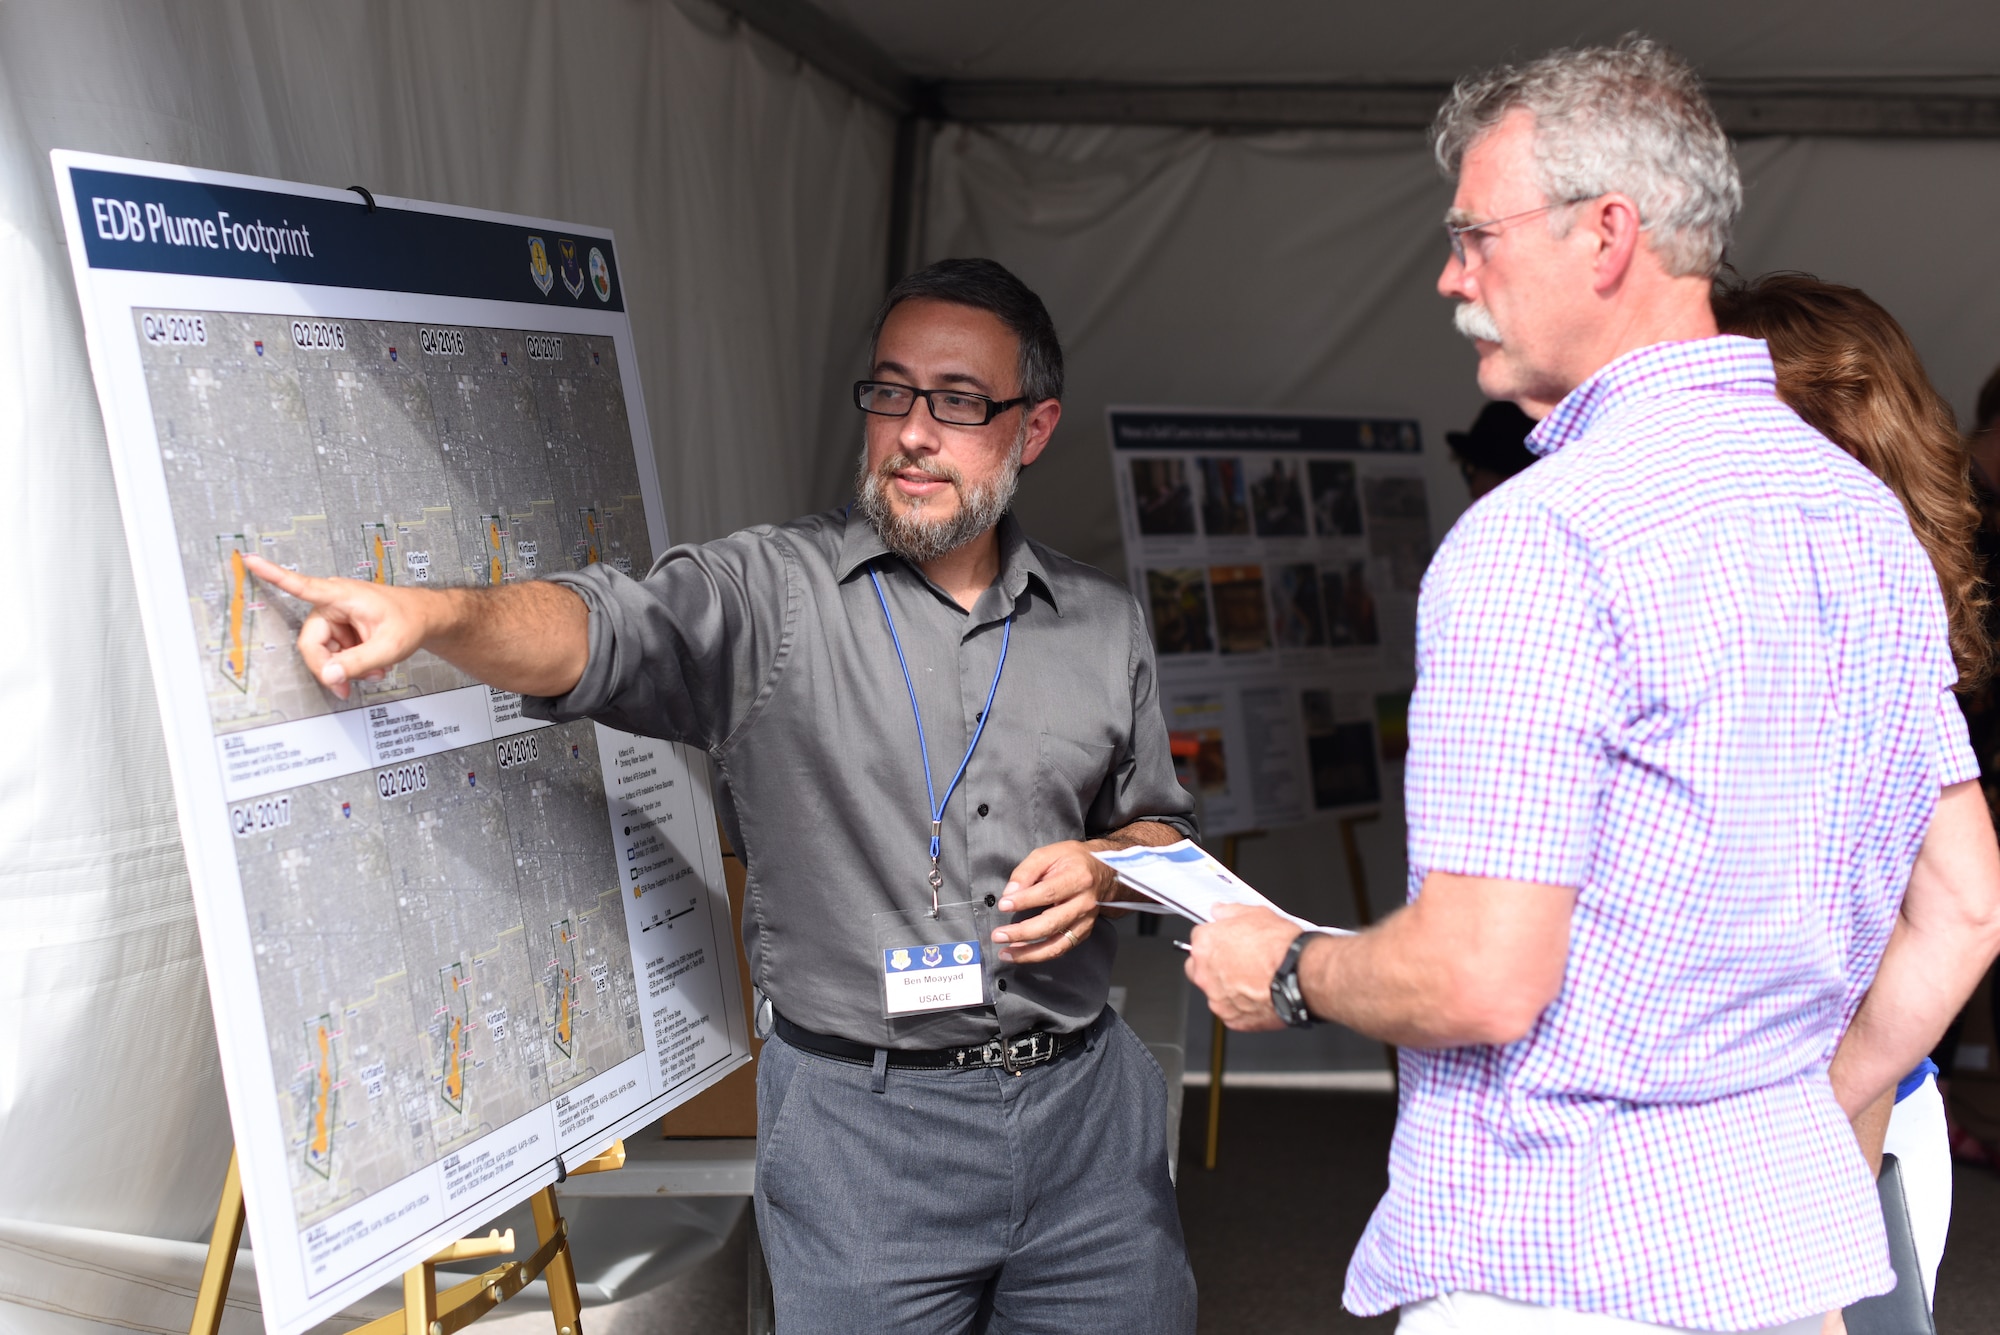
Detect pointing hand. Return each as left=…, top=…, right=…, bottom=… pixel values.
left=241, top=553, right=437, bottom=699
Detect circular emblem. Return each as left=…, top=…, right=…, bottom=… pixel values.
left=589, top=247, right=612, bottom=303
left=952, top=942, right=974, bottom=965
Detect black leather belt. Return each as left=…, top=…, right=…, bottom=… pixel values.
left=773, top=1013, right=1087, bottom=1073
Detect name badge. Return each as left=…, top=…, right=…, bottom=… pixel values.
left=882, top=939, right=983, bottom=1015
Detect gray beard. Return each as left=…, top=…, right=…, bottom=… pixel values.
left=854, top=433, right=1026, bottom=566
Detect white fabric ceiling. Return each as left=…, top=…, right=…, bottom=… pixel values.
left=809, top=0, right=2000, bottom=84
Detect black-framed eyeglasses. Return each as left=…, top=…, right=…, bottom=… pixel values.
left=854, top=380, right=1028, bottom=427
left=1444, top=198, right=1590, bottom=268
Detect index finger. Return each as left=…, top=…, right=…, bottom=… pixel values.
left=1003, top=841, right=1070, bottom=897
left=1001, top=854, right=1088, bottom=909
left=241, top=552, right=339, bottom=606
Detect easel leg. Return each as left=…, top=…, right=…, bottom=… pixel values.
left=531, top=1186, right=583, bottom=1335
left=210, top=1143, right=611, bottom=1335
left=189, top=1150, right=244, bottom=1335
left=401, top=1265, right=438, bottom=1335
left=1335, top=817, right=1376, bottom=931
left=1204, top=832, right=1259, bottom=1170
left=1338, top=814, right=1398, bottom=1084
left=1203, top=1014, right=1226, bottom=1171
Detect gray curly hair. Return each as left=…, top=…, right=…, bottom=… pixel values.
left=1431, top=36, right=1741, bottom=279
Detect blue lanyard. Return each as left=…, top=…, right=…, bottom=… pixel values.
left=869, top=567, right=1012, bottom=916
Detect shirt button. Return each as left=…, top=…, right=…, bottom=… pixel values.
left=984, top=894, right=996, bottom=908
left=977, top=803, right=990, bottom=817
left=996, top=978, right=1008, bottom=992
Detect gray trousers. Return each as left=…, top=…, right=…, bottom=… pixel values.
left=753, top=1007, right=1198, bottom=1334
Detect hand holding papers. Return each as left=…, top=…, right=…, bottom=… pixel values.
left=1091, top=839, right=1350, bottom=936
left=1115, top=841, right=1353, bottom=1034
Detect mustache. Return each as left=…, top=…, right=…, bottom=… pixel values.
left=1453, top=300, right=1503, bottom=344
left=878, top=454, right=963, bottom=487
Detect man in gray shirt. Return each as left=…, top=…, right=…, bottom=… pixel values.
left=247, top=258, right=1198, bottom=1333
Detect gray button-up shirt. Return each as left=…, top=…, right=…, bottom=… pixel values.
left=524, top=508, right=1196, bottom=1048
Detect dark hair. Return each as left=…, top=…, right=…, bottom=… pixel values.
left=1978, top=361, right=2000, bottom=434
left=1446, top=400, right=1539, bottom=479
left=870, top=258, right=1063, bottom=403
left=1714, top=271, right=1992, bottom=690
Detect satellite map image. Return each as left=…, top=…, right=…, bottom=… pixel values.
left=138, top=311, right=652, bottom=1225
left=139, top=312, right=648, bottom=736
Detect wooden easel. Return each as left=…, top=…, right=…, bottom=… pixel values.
left=1202, top=811, right=1390, bottom=1170
left=1203, top=830, right=1262, bottom=1170
left=1336, top=811, right=1398, bottom=1083
left=189, top=1140, right=626, bottom=1335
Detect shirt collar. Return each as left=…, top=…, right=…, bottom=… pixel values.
left=1526, top=335, right=1776, bottom=458
left=836, top=508, right=1060, bottom=617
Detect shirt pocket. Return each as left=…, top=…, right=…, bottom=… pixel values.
left=1035, top=729, right=1118, bottom=845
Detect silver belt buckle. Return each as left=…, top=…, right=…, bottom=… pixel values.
left=1000, top=1031, right=1053, bottom=1075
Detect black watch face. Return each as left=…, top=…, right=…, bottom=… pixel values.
left=1271, top=934, right=1316, bottom=1027
left=1271, top=974, right=1308, bottom=1027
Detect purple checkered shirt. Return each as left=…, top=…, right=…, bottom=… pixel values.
left=1345, top=337, right=1978, bottom=1327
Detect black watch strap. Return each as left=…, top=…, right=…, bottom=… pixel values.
left=1270, top=931, right=1321, bottom=1029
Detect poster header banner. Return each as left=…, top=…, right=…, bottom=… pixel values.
left=1109, top=408, right=1419, bottom=455
left=68, top=166, right=624, bottom=311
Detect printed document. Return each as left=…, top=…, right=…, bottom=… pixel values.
left=1092, top=840, right=1350, bottom=935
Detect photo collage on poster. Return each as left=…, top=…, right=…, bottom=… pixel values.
left=1110, top=409, right=1432, bottom=835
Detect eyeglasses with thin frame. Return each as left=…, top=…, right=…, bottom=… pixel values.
left=1444, top=199, right=1588, bottom=268
left=854, top=380, right=1028, bottom=427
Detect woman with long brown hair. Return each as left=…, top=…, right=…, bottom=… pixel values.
left=1715, top=271, right=1988, bottom=1315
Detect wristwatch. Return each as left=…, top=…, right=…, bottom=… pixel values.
left=1270, top=931, right=1322, bottom=1029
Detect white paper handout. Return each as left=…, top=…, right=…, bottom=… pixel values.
left=1092, top=839, right=1351, bottom=935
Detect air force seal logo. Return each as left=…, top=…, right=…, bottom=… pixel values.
left=921, top=944, right=944, bottom=968
left=559, top=238, right=585, bottom=299
left=889, top=948, right=911, bottom=971
left=527, top=236, right=554, bottom=295
left=589, top=246, right=612, bottom=302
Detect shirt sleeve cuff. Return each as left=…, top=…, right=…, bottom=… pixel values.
left=1407, top=832, right=1592, bottom=890
left=1937, top=688, right=1981, bottom=787
left=1141, top=812, right=1198, bottom=843
left=519, top=568, right=623, bottom=724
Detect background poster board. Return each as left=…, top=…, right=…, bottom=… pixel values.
left=1109, top=408, right=1432, bottom=836
left=52, top=151, right=751, bottom=1333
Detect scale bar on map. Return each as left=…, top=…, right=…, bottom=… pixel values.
left=215, top=685, right=552, bottom=801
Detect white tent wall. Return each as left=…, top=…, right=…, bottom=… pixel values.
left=0, top=1, right=891, bottom=1328
left=922, top=120, right=2000, bottom=1074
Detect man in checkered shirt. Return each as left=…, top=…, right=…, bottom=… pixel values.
left=1188, top=37, right=2000, bottom=1335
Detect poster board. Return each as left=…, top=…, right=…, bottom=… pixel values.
left=1108, top=408, right=1433, bottom=836
left=51, top=151, right=752, bottom=1333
